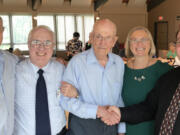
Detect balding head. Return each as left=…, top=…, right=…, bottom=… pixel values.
left=91, top=19, right=118, bottom=58
left=93, top=19, right=117, bottom=36
left=28, top=25, right=55, bottom=43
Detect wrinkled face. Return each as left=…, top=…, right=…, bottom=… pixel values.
left=129, top=30, right=151, bottom=57
left=0, top=19, right=4, bottom=44
left=176, top=32, right=180, bottom=59
left=28, top=28, right=54, bottom=68
left=92, top=23, right=117, bottom=57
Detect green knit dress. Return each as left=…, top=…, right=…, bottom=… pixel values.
left=122, top=60, right=172, bottom=135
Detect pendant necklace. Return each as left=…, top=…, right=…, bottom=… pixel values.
left=133, top=58, right=150, bottom=82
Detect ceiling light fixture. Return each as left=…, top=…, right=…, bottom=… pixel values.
left=122, top=0, right=129, bottom=5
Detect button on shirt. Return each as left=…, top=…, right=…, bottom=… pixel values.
left=60, top=48, right=126, bottom=133
left=14, top=59, right=66, bottom=135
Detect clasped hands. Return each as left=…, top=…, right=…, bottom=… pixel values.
left=60, top=81, right=121, bottom=126
left=97, top=106, right=121, bottom=125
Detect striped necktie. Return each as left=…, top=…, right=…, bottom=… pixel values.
left=159, top=83, right=180, bottom=135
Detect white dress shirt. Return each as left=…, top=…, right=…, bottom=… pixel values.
left=174, top=56, right=180, bottom=67
left=14, top=59, right=66, bottom=135
left=0, top=50, right=18, bottom=135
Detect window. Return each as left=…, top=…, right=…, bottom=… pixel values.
left=0, top=15, right=10, bottom=50
left=65, top=16, right=75, bottom=45
left=76, top=16, right=83, bottom=42
left=84, top=16, right=94, bottom=43
left=0, top=14, right=94, bottom=51
left=57, top=16, right=65, bottom=50
left=56, top=15, right=94, bottom=50
left=12, top=15, right=32, bottom=50
left=37, top=15, right=54, bottom=31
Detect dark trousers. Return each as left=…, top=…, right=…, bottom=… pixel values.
left=68, top=113, right=117, bottom=135
left=57, top=126, right=68, bottom=135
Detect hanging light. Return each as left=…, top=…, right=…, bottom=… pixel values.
left=146, top=0, right=151, bottom=4
left=122, top=0, right=129, bottom=5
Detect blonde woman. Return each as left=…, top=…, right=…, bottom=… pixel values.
left=122, top=26, right=172, bottom=135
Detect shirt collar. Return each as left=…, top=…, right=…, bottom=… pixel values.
left=86, top=48, right=116, bottom=65
left=28, top=59, right=51, bottom=74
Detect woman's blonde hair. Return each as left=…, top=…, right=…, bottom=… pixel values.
left=125, top=26, right=156, bottom=58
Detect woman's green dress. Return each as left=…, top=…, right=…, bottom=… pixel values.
left=122, top=61, right=172, bottom=135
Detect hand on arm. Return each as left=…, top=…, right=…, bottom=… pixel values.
left=97, top=106, right=120, bottom=126
left=60, top=81, right=78, bottom=98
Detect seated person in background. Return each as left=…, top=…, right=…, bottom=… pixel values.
left=8, top=47, right=13, bottom=53
left=167, top=41, right=176, bottom=59
left=56, top=56, right=68, bottom=67
left=14, top=25, right=67, bottom=135
left=66, top=32, right=83, bottom=60
left=13, top=48, right=25, bottom=60
left=84, top=32, right=92, bottom=51
left=112, top=41, right=127, bottom=61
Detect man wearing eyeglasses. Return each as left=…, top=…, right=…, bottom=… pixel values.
left=60, top=19, right=125, bottom=135
left=14, top=25, right=67, bottom=135
left=0, top=17, right=19, bottom=135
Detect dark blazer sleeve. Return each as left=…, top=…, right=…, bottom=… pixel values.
left=120, top=73, right=164, bottom=124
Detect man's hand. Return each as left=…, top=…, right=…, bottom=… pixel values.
left=97, top=106, right=120, bottom=126
left=60, top=81, right=78, bottom=98
left=101, top=106, right=121, bottom=126
left=108, top=106, right=121, bottom=117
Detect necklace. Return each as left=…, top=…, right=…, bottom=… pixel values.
left=132, top=58, right=150, bottom=82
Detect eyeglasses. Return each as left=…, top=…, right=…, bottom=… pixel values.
left=129, top=38, right=150, bottom=44
left=94, top=34, right=114, bottom=42
left=30, top=40, right=54, bottom=49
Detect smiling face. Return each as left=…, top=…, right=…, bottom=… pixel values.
left=129, top=30, right=151, bottom=57
left=92, top=19, right=118, bottom=58
left=28, top=27, right=54, bottom=68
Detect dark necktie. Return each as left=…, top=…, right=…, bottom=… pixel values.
left=159, top=83, right=180, bottom=135
left=36, top=69, right=51, bottom=135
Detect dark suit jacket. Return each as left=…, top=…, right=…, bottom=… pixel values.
left=121, top=67, right=180, bottom=135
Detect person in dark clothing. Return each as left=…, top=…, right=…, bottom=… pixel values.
left=66, top=32, right=83, bottom=60
left=84, top=32, right=92, bottom=51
